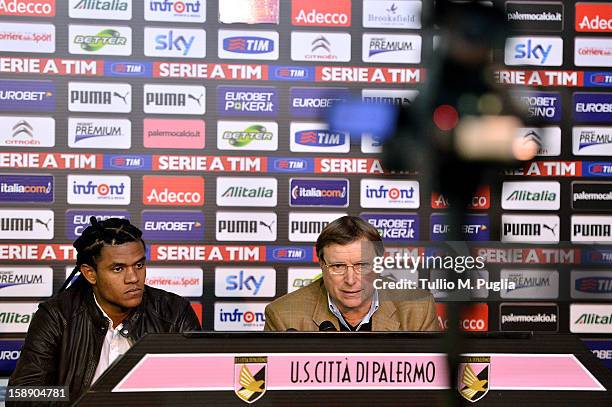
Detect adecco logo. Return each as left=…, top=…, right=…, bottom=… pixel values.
left=0, top=302, right=38, bottom=333
left=214, top=302, right=267, bottom=331
left=0, top=0, right=55, bottom=16
left=436, top=303, right=488, bottom=332
left=0, top=267, right=52, bottom=297
left=576, top=3, right=612, bottom=32
left=291, top=0, right=351, bottom=27
left=143, top=176, right=204, bottom=206
left=216, top=177, right=277, bottom=207
left=287, top=267, right=321, bottom=293
left=145, top=267, right=203, bottom=297
left=215, top=267, right=276, bottom=297
left=570, top=304, right=612, bottom=333
left=0, top=209, right=54, bottom=240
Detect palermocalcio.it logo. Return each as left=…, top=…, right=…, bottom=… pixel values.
left=291, top=0, right=351, bottom=27
left=0, top=0, right=55, bottom=17
left=143, top=176, right=204, bottom=206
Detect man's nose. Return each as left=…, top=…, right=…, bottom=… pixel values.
left=344, top=267, right=357, bottom=285
left=124, top=266, right=139, bottom=283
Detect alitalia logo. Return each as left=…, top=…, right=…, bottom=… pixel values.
left=505, top=190, right=557, bottom=201
left=74, top=29, right=127, bottom=51
left=221, top=186, right=273, bottom=198
left=73, top=0, right=128, bottom=10
left=0, top=312, right=33, bottom=323
left=222, top=125, right=273, bottom=147
left=574, top=313, right=612, bottom=325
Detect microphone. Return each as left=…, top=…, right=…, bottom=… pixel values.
left=286, top=328, right=298, bottom=332
left=318, top=321, right=337, bottom=331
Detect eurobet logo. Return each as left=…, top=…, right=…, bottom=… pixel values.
left=360, top=179, right=420, bottom=209
left=290, top=178, right=349, bottom=207
left=570, top=304, right=612, bottom=333
left=65, top=210, right=129, bottom=238
left=215, top=267, right=276, bottom=297
left=290, top=87, right=350, bottom=118
left=217, top=121, right=278, bottom=151
left=571, top=270, right=612, bottom=299
left=574, top=93, right=612, bottom=123
left=146, top=267, right=203, bottom=297
left=291, top=0, right=351, bottom=27
left=504, top=36, right=563, bottom=66
left=68, top=175, right=130, bottom=205
left=0, top=0, right=55, bottom=16
left=216, top=177, right=277, bottom=207
left=0, top=340, right=23, bottom=372
left=436, top=303, right=488, bottom=332
left=0, top=267, right=52, bottom=297
left=218, top=30, right=278, bottom=60
left=287, top=267, right=321, bottom=293
left=576, top=3, right=612, bottom=32
left=290, top=122, right=350, bottom=153
left=0, top=80, right=55, bottom=112
left=430, top=214, right=490, bottom=241
left=143, top=176, right=204, bottom=206
left=143, top=118, right=205, bottom=149
left=144, top=0, right=206, bottom=23
left=214, top=302, right=267, bottom=331
left=0, top=174, right=53, bottom=203
left=361, top=213, right=419, bottom=242
left=0, top=303, right=38, bottom=333
left=141, top=211, right=204, bottom=241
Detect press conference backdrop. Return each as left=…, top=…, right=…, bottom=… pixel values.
left=0, top=0, right=611, bottom=379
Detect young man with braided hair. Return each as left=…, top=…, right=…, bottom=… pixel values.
left=8, top=217, right=201, bottom=404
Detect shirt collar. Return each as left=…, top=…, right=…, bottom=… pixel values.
left=93, top=293, right=123, bottom=331
left=327, top=289, right=379, bottom=331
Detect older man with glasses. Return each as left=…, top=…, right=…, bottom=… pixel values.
left=264, top=215, right=439, bottom=331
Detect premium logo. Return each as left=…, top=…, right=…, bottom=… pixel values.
left=574, top=93, right=612, bottom=123
left=0, top=209, right=53, bottom=240
left=287, top=267, right=321, bottom=293
left=141, top=211, right=204, bottom=241
left=144, top=27, right=206, bottom=58
left=0, top=174, right=53, bottom=203
left=0, top=80, right=55, bottom=112
left=291, top=31, right=351, bottom=62
left=570, top=304, right=612, bottom=333
left=512, top=91, right=561, bottom=122
left=0, top=267, right=52, bottom=297
left=501, top=214, right=560, bottom=243
left=0, top=303, right=38, bottom=332
left=0, top=22, right=54, bottom=53
left=499, top=303, right=559, bottom=331
left=269, top=66, right=313, bottom=81
left=516, top=127, right=561, bottom=156
left=291, top=0, right=351, bottom=27
left=362, top=33, right=422, bottom=63
left=290, top=122, right=349, bottom=153
left=571, top=215, right=612, bottom=243
left=575, top=3, right=612, bottom=32
left=504, top=36, right=563, bottom=66
left=215, top=267, right=276, bottom=297
left=105, top=61, right=152, bottom=78
left=69, top=0, right=131, bottom=20
left=218, top=0, right=279, bottom=24
left=218, top=30, right=278, bottom=60
left=362, top=89, right=419, bottom=106
left=217, top=121, right=278, bottom=151
left=0, top=0, right=55, bottom=17
left=289, top=87, right=349, bottom=118
left=505, top=1, right=563, bottom=31
left=214, top=302, right=266, bottom=331
left=68, top=82, right=131, bottom=113
left=68, top=175, right=130, bottom=205
left=499, top=269, right=559, bottom=299
left=430, top=214, right=490, bottom=241
left=574, top=38, right=612, bottom=67
left=216, top=211, right=277, bottom=242
left=146, top=267, right=203, bottom=297
left=143, top=176, right=204, bottom=206
left=144, top=0, right=206, bottom=22
left=0, top=116, right=54, bottom=147
left=65, top=210, right=129, bottom=238
left=572, top=182, right=612, bottom=210
left=68, top=117, right=130, bottom=149
left=216, top=177, right=277, bottom=207
left=501, top=181, right=560, bottom=210
left=288, top=212, right=346, bottom=242
left=217, top=86, right=277, bottom=117
left=290, top=178, right=348, bottom=207
left=363, top=0, right=421, bottom=29
left=360, top=179, right=420, bottom=209
left=361, top=213, right=419, bottom=242
left=69, top=25, right=131, bottom=56
left=571, top=270, right=612, bottom=299
left=144, top=119, right=204, bottom=149
left=573, top=127, right=612, bottom=155
left=143, top=84, right=205, bottom=115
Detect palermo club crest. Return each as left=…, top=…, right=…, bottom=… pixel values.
left=234, top=356, right=268, bottom=403
left=458, top=356, right=490, bottom=403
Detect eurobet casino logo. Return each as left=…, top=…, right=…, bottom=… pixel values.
left=505, top=1, right=564, bottom=31
left=287, top=267, right=321, bottom=293
left=583, top=340, right=612, bottom=369
left=290, top=87, right=349, bottom=118
left=141, top=211, right=204, bottom=241
left=216, top=177, right=277, bottom=207
left=512, top=90, right=561, bottom=122
left=0, top=0, right=55, bottom=17
left=217, top=86, right=278, bottom=117
left=361, top=213, right=419, bottom=242
left=574, top=38, right=612, bottom=67
left=431, top=186, right=490, bottom=210
left=499, top=303, right=559, bottom=332
left=144, top=118, right=205, bottom=149
left=143, top=176, right=204, bottom=207
left=501, top=214, right=560, bottom=243
left=362, top=88, right=419, bottom=107
left=65, top=209, right=129, bottom=238
left=290, top=122, right=350, bottom=153
left=570, top=304, right=612, bottom=333
left=68, top=174, right=130, bottom=205
left=143, top=84, right=206, bottom=115
left=571, top=270, right=612, bottom=299
left=144, top=27, right=206, bottom=58
left=0, top=22, right=55, bottom=53
left=0, top=340, right=23, bottom=372
left=217, top=121, right=278, bottom=151
left=0, top=80, right=55, bottom=112
left=436, top=303, right=489, bottom=332
left=68, top=25, right=132, bottom=56
left=501, top=181, right=560, bottom=210
left=0, top=267, right=52, bottom=297
left=572, top=182, right=612, bottom=211
left=290, top=31, right=352, bottom=62
left=571, top=215, right=612, bottom=243
left=0, top=116, right=55, bottom=148
left=290, top=178, right=349, bottom=207
left=215, top=267, right=276, bottom=297
left=146, top=267, right=203, bottom=297
left=291, top=0, right=351, bottom=27
left=499, top=269, right=559, bottom=299
left=0, top=303, right=38, bottom=333
left=515, top=127, right=561, bottom=156
left=214, top=302, right=267, bottom=331
left=0, top=174, right=53, bottom=203
left=363, top=0, right=422, bottom=29
left=574, top=93, right=612, bottom=123
left=573, top=127, right=612, bottom=155
left=362, top=33, right=422, bottom=64
left=218, top=30, right=279, bottom=60
left=360, top=179, right=420, bottom=209
left=576, top=2, right=612, bottom=32
left=0, top=209, right=53, bottom=240
left=216, top=211, right=277, bottom=242
left=144, top=0, right=206, bottom=23
left=68, top=82, right=131, bottom=113
left=504, top=36, right=563, bottom=66
left=430, top=214, right=490, bottom=241
left=289, top=212, right=347, bottom=242
left=68, top=117, right=131, bottom=149
left=69, top=0, right=131, bottom=20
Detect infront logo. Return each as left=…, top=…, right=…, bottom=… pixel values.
left=291, top=0, right=351, bottom=27
left=143, top=176, right=204, bottom=206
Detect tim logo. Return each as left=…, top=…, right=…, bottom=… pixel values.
left=267, top=246, right=310, bottom=262
left=575, top=277, right=612, bottom=294
left=105, top=61, right=151, bottom=77
left=586, top=162, right=612, bottom=176
left=224, top=36, right=273, bottom=54
left=104, top=155, right=150, bottom=170
left=295, top=130, right=345, bottom=147
left=271, top=66, right=313, bottom=81
left=586, top=72, right=612, bottom=87
left=270, top=158, right=311, bottom=173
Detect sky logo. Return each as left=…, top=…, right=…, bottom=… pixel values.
left=0, top=175, right=53, bottom=203
left=361, top=213, right=419, bottom=242
left=505, top=37, right=563, bottom=66
left=103, top=155, right=151, bottom=171
left=156, top=31, right=193, bottom=55
left=290, top=87, right=349, bottom=118
left=290, top=178, right=348, bottom=207
left=0, top=80, right=55, bottom=112
left=105, top=61, right=151, bottom=77
left=270, top=66, right=313, bottom=81
left=266, top=246, right=313, bottom=262
left=141, top=211, right=204, bottom=241
left=269, top=157, right=312, bottom=173
left=144, top=27, right=205, bottom=58
left=216, top=268, right=276, bottom=297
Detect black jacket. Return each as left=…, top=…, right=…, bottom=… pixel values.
left=8, top=282, right=201, bottom=405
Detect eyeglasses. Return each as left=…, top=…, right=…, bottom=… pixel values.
left=323, top=262, right=373, bottom=276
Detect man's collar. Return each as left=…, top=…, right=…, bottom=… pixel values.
left=327, top=290, right=379, bottom=331
left=92, top=292, right=124, bottom=331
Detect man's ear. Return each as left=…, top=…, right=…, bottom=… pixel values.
left=80, top=264, right=97, bottom=285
